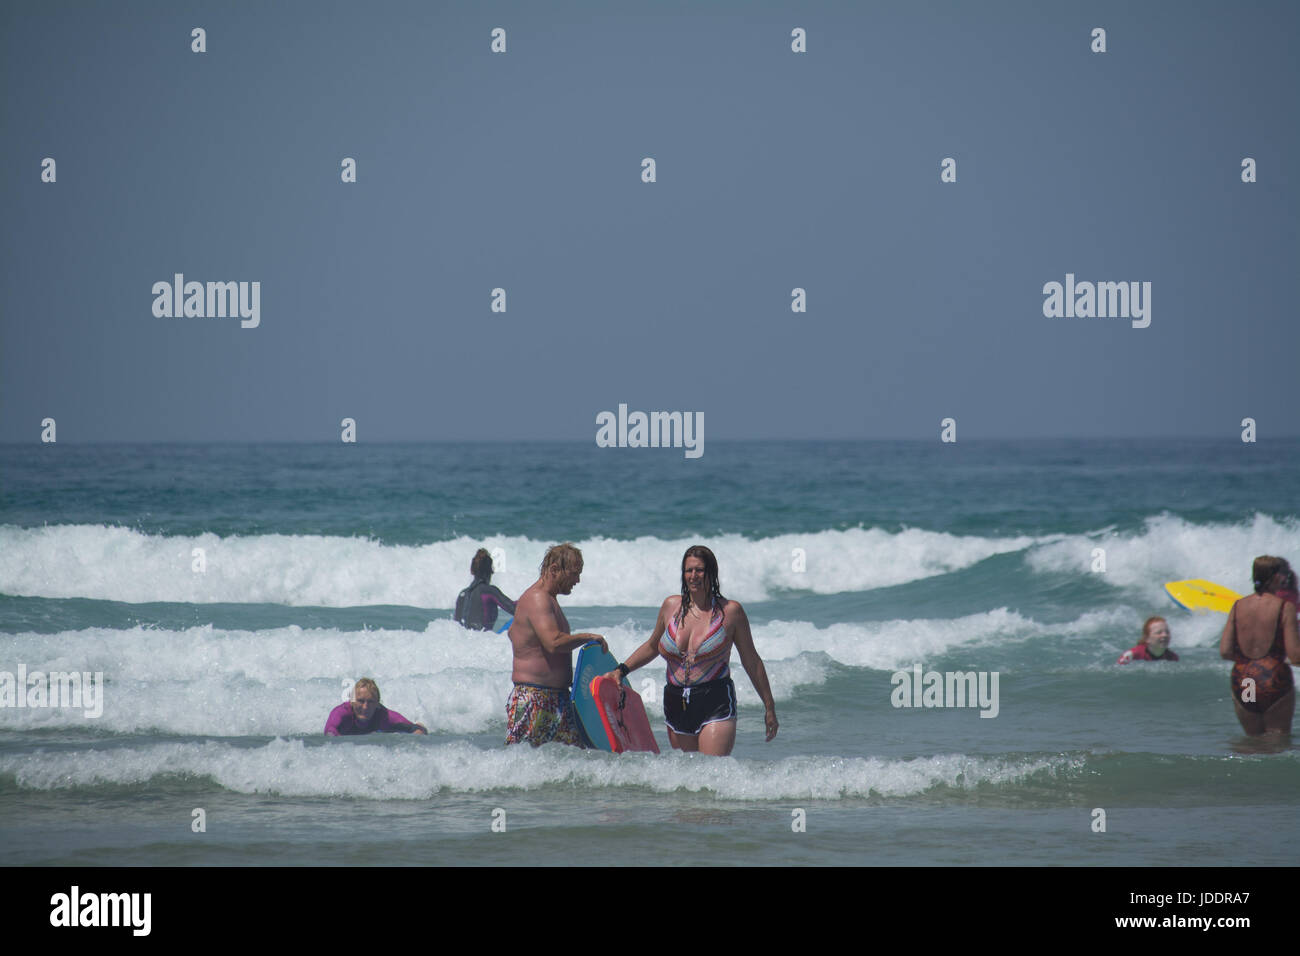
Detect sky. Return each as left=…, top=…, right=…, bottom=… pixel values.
left=2, top=0, right=1296, bottom=441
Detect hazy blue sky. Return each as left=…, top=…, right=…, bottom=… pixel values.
left=3, top=0, right=1296, bottom=441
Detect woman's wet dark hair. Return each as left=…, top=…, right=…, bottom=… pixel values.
left=471, top=548, right=493, bottom=579
left=677, top=545, right=725, bottom=624
left=1252, top=555, right=1293, bottom=594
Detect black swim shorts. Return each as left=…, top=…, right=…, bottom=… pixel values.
left=663, top=677, right=737, bottom=735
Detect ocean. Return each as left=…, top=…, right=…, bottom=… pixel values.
left=1, top=439, right=1297, bottom=866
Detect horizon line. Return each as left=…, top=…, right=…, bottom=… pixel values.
left=3, top=435, right=1299, bottom=445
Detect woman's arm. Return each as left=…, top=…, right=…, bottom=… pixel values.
left=730, top=601, right=778, bottom=741
left=617, top=598, right=674, bottom=676
left=1219, top=602, right=1237, bottom=660
left=1282, top=600, right=1299, bottom=664
left=490, top=585, right=517, bottom=616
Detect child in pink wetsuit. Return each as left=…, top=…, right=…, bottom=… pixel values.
left=1117, top=616, right=1179, bottom=664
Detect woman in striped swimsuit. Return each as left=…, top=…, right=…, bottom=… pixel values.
left=613, top=545, right=778, bottom=756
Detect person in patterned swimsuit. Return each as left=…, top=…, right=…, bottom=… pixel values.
left=1219, top=556, right=1300, bottom=736
left=611, top=545, right=777, bottom=756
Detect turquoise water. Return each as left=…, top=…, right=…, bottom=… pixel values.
left=1, top=440, right=1298, bottom=865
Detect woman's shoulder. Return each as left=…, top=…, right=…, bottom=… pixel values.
left=721, top=599, right=747, bottom=621
left=1241, top=591, right=1288, bottom=611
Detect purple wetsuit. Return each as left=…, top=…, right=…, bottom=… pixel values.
left=324, top=701, right=420, bottom=736
left=454, top=576, right=517, bottom=631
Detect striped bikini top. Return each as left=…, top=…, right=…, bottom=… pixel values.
left=659, top=602, right=730, bottom=687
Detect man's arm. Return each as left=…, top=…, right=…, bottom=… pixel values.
left=523, top=591, right=605, bottom=654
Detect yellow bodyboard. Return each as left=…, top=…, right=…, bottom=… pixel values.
left=1164, top=579, right=1241, bottom=614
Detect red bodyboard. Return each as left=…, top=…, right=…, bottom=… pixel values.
left=590, top=675, right=660, bottom=754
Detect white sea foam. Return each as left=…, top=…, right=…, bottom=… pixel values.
left=0, top=525, right=1040, bottom=607
left=1027, top=512, right=1300, bottom=596
left=8, top=516, right=1290, bottom=609
left=0, top=738, right=1077, bottom=801
left=0, top=610, right=1144, bottom=736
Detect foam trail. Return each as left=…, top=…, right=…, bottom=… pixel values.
left=10, top=515, right=1289, bottom=609
left=0, top=738, right=1079, bottom=801
left=0, top=526, right=1041, bottom=606
left=1027, top=512, right=1300, bottom=594
left=0, top=610, right=1150, bottom=736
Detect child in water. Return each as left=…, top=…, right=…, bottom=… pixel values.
left=1117, top=616, right=1179, bottom=663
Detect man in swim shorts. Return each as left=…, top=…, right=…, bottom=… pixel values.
left=325, top=678, right=427, bottom=736
left=504, top=543, right=607, bottom=747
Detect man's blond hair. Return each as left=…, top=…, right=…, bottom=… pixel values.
left=540, top=542, right=583, bottom=576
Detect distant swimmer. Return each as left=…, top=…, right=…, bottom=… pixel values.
left=454, top=548, right=517, bottom=631
left=504, top=543, right=607, bottom=747
left=1219, top=556, right=1299, bottom=736
left=1117, top=617, right=1179, bottom=663
left=325, top=678, right=427, bottom=736
left=611, top=545, right=777, bottom=756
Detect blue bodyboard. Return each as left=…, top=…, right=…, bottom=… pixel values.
left=571, top=641, right=620, bottom=751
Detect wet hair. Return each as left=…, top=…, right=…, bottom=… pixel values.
left=540, top=542, right=583, bottom=577
left=470, top=548, right=493, bottom=579
left=1138, top=616, right=1167, bottom=645
left=677, top=545, right=725, bottom=625
left=353, top=677, right=380, bottom=702
left=1252, top=556, right=1293, bottom=594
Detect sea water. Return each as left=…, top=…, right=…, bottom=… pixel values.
left=1, top=440, right=1297, bottom=865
